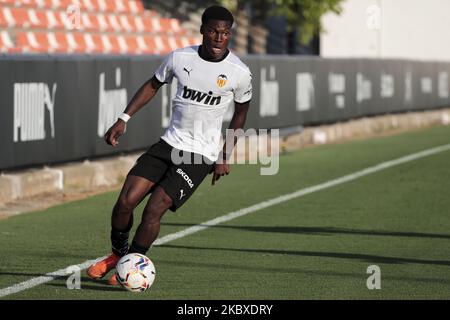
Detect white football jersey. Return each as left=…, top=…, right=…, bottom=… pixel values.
left=154, top=45, right=252, bottom=162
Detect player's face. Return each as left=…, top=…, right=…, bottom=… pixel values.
left=201, top=19, right=232, bottom=61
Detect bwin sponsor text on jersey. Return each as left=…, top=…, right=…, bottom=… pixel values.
left=182, top=86, right=221, bottom=105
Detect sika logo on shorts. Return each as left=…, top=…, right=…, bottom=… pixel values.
left=176, top=168, right=194, bottom=188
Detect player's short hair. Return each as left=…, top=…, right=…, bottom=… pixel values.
left=201, top=5, right=234, bottom=27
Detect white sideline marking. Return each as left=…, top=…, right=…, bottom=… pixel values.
left=1, top=143, right=450, bottom=298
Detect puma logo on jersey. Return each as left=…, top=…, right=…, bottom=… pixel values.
left=183, top=67, right=193, bottom=76
left=182, top=86, right=222, bottom=105
left=179, top=189, right=185, bottom=200
left=176, top=168, right=194, bottom=188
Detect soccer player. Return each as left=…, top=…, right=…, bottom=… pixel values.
left=87, top=5, right=252, bottom=285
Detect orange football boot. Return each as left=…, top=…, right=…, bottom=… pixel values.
left=108, top=273, right=118, bottom=286
left=86, top=253, right=120, bottom=280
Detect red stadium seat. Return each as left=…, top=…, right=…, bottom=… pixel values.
left=117, top=34, right=129, bottom=53
left=0, top=4, right=28, bottom=30
left=133, top=16, right=145, bottom=32
left=0, top=7, right=8, bottom=27
left=80, top=33, right=99, bottom=53
left=1, top=0, right=198, bottom=55
left=1, top=7, right=15, bottom=27
left=53, top=31, right=70, bottom=52
left=122, top=34, right=137, bottom=53
left=0, top=0, right=143, bottom=13
left=127, top=0, right=145, bottom=14
left=30, top=8, right=49, bottom=28
left=142, top=35, right=158, bottom=54
left=0, top=30, right=14, bottom=52
left=106, top=13, right=122, bottom=32
left=135, top=35, right=149, bottom=53
left=94, top=34, right=117, bottom=54
left=159, top=18, right=182, bottom=34
left=0, top=0, right=18, bottom=6
left=64, top=32, right=86, bottom=53
left=94, top=13, right=110, bottom=31
left=80, top=12, right=95, bottom=31
left=157, top=35, right=173, bottom=54
left=16, top=31, right=48, bottom=53
left=118, top=15, right=133, bottom=33
left=78, top=0, right=97, bottom=12
left=48, top=31, right=76, bottom=53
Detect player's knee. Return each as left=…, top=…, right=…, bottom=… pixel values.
left=117, top=195, right=139, bottom=212
left=149, top=196, right=173, bottom=214
left=144, top=192, right=172, bottom=216
left=160, top=192, right=173, bottom=209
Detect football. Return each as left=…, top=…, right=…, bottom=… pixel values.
left=115, top=253, right=156, bottom=292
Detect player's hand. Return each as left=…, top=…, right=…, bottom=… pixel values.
left=211, top=162, right=230, bottom=185
left=104, top=120, right=126, bottom=147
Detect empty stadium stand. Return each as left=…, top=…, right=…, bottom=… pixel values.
left=0, top=0, right=201, bottom=54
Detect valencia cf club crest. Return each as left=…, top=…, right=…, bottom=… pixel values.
left=216, top=74, right=227, bottom=88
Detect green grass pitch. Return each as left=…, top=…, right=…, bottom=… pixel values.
left=1, top=125, right=450, bottom=299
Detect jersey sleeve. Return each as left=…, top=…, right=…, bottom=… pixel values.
left=154, top=51, right=175, bottom=84
left=234, top=68, right=252, bottom=103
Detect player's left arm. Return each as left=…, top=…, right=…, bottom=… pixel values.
left=212, top=100, right=250, bottom=185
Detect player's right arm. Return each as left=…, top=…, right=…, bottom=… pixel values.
left=104, top=75, right=164, bottom=147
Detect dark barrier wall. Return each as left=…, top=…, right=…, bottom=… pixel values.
left=1, top=54, right=450, bottom=170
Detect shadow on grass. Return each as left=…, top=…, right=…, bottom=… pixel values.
left=158, top=243, right=450, bottom=267
left=162, top=223, right=450, bottom=240
left=155, top=251, right=450, bottom=287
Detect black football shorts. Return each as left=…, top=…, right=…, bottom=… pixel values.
left=128, top=139, right=214, bottom=211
